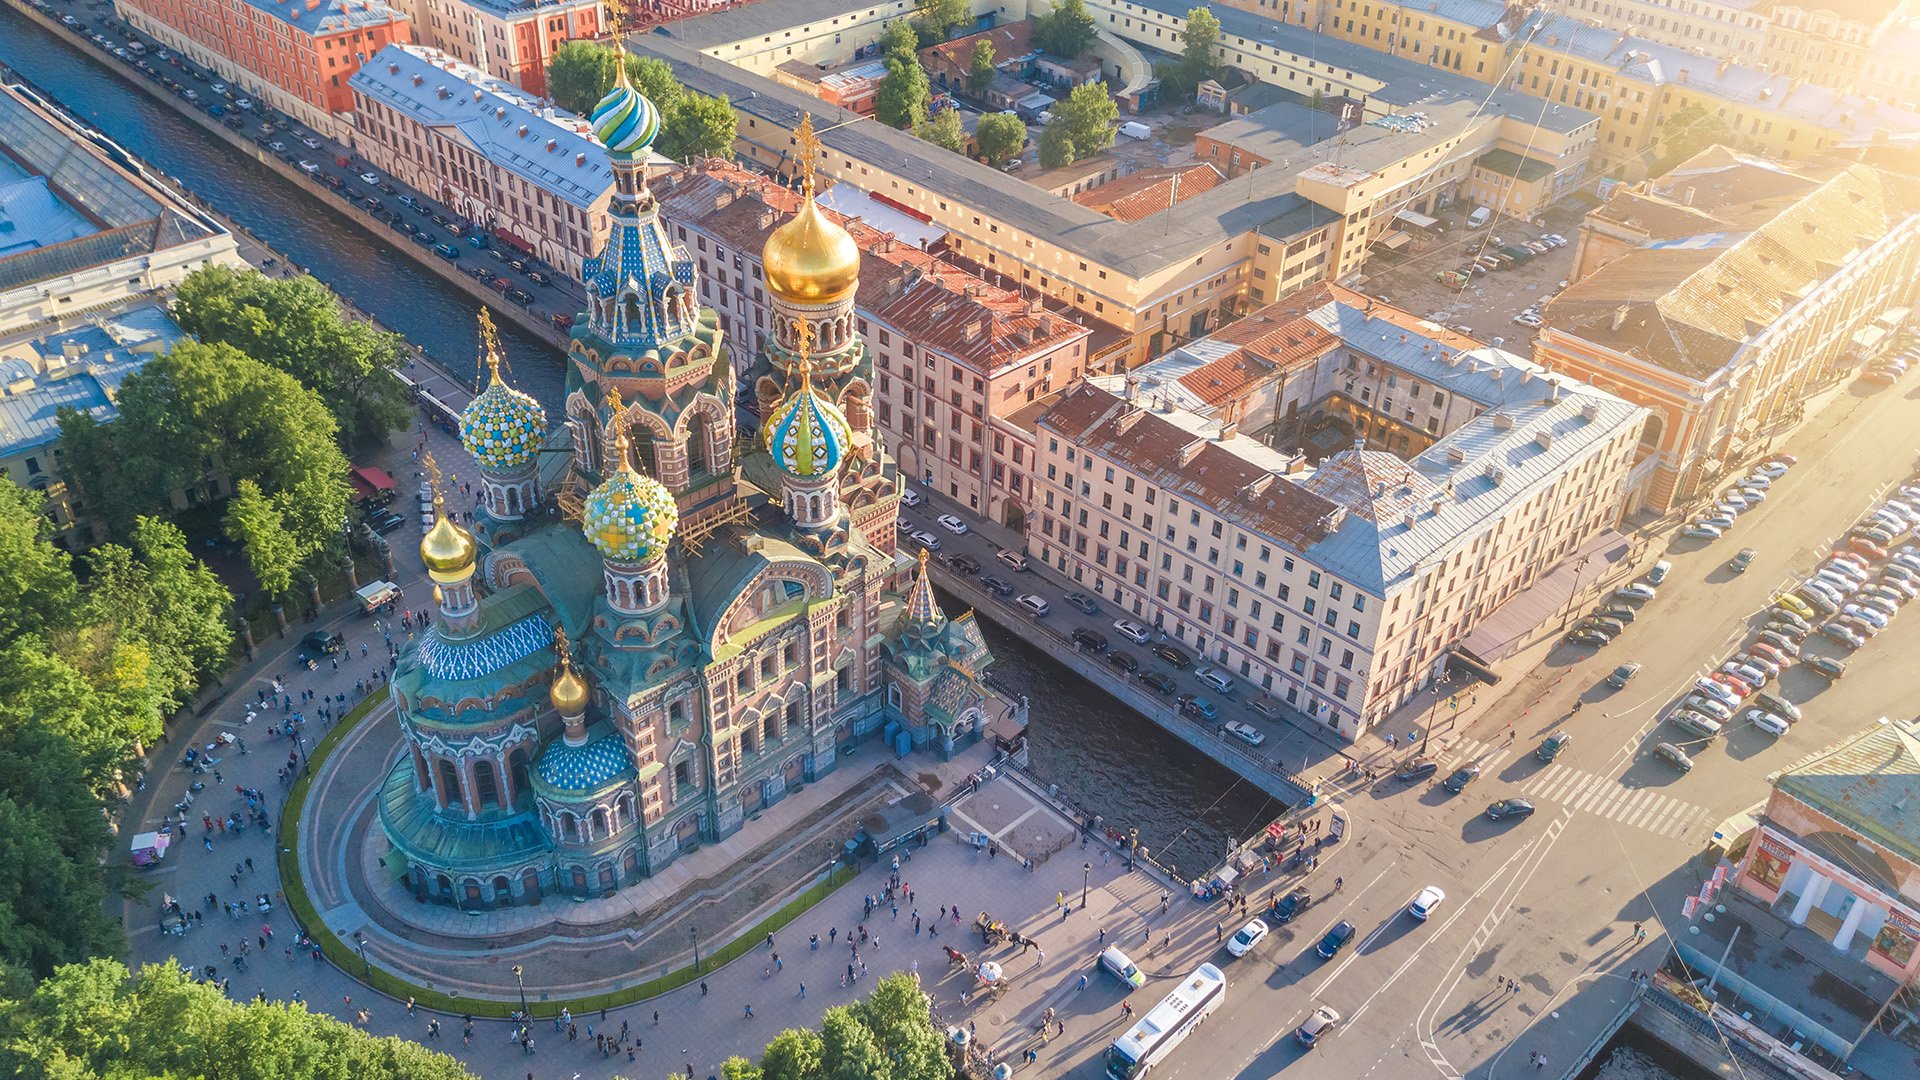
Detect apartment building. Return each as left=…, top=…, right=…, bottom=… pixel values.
left=1536, top=147, right=1920, bottom=514
left=349, top=45, right=615, bottom=278
left=414, top=0, right=602, bottom=96
left=116, top=0, right=412, bottom=138
left=651, top=160, right=1091, bottom=528
left=1027, top=286, right=1643, bottom=738
left=635, top=11, right=1588, bottom=365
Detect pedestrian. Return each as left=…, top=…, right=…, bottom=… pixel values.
left=1098, top=928, right=1106, bottom=945
left=700, top=981, right=708, bottom=996
left=1121, top=999, right=1133, bottom=1019
left=653, top=1010, right=659, bottom=1026
left=798, top=982, right=806, bottom=999
left=743, top=1004, right=754, bottom=1020
left=1535, top=1053, right=1547, bottom=1070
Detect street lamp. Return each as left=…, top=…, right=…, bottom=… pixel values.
left=353, top=931, right=369, bottom=976
left=690, top=926, right=701, bottom=973
left=1082, top=862, right=1092, bottom=908
left=511, top=964, right=527, bottom=1017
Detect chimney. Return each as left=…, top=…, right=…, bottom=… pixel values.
left=411, top=74, right=423, bottom=86
left=1535, top=431, right=1554, bottom=452
left=1611, top=305, right=1630, bottom=331
left=1446, top=445, right=1466, bottom=465
left=1427, top=493, right=1444, bottom=515
left=1492, top=412, right=1514, bottom=431
left=1580, top=401, right=1599, bottom=421
left=575, top=152, right=586, bottom=166
left=388, top=62, right=399, bottom=74
left=306, top=0, right=318, bottom=9
left=436, top=86, right=450, bottom=99
left=1179, top=439, right=1206, bottom=465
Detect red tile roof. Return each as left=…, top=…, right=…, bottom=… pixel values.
left=1072, top=164, right=1224, bottom=223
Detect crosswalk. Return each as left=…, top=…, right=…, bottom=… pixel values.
left=1433, top=735, right=1517, bottom=778
left=1519, top=766, right=1711, bottom=839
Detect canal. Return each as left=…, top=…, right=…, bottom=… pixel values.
left=0, top=2, right=1277, bottom=873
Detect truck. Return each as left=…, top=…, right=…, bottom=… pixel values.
left=355, top=580, right=401, bottom=613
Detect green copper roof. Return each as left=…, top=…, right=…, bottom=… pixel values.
left=1776, top=721, right=1920, bottom=869
left=378, top=756, right=550, bottom=872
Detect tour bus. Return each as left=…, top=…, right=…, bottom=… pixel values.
left=1104, top=962, right=1225, bottom=1078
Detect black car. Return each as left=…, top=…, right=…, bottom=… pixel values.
left=981, top=576, right=1015, bottom=597
left=1071, top=627, right=1109, bottom=653
left=1106, top=651, right=1139, bottom=673
left=949, top=553, right=980, bottom=574
left=430, top=212, right=451, bottom=227
left=1802, top=655, right=1847, bottom=680
left=508, top=258, right=531, bottom=275
left=506, top=288, right=534, bottom=306
left=1564, top=629, right=1611, bottom=647
left=298, top=630, right=345, bottom=661
left=368, top=509, right=407, bottom=534
left=1596, top=604, right=1638, bottom=623
left=527, top=270, right=552, bottom=287
left=1441, top=763, right=1481, bottom=793
left=361, top=197, right=382, bottom=211
left=1394, top=758, right=1439, bottom=782
left=378, top=182, right=398, bottom=195
left=1138, top=672, right=1178, bottom=696
left=1486, top=798, right=1535, bottom=821
left=1151, top=643, right=1192, bottom=669
left=1271, top=886, right=1312, bottom=924
left=1315, top=921, right=1356, bottom=959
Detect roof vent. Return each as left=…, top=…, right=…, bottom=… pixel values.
left=388, top=63, right=399, bottom=75
left=494, top=106, right=505, bottom=118
left=1485, top=465, right=1505, bottom=485
left=1492, top=412, right=1514, bottom=431
left=517, top=125, right=529, bottom=137
left=546, top=138, right=557, bottom=151
left=436, top=85, right=450, bottom=99
left=576, top=153, right=587, bottom=166
left=411, top=74, right=423, bottom=86
left=1580, top=401, right=1598, bottom=421
left=1428, top=494, right=1445, bottom=515
left=1535, top=431, right=1554, bottom=452
left=1402, top=510, right=1418, bottom=530
left=472, top=89, right=482, bottom=102
left=1446, top=445, right=1466, bottom=465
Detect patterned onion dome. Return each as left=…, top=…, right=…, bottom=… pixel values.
left=536, top=731, right=634, bottom=795
left=459, top=354, right=545, bottom=472
left=583, top=431, right=678, bottom=562
left=766, top=369, right=852, bottom=479
left=589, top=65, right=661, bottom=158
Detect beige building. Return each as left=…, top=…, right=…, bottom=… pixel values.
left=635, top=4, right=1590, bottom=365
left=652, top=160, right=1091, bottom=529
left=1537, top=147, right=1920, bottom=514
left=349, top=45, right=614, bottom=278
left=414, top=0, right=602, bottom=96
left=1027, top=285, right=1644, bottom=737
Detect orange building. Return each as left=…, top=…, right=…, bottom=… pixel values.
left=416, top=0, right=602, bottom=97
left=118, top=0, right=412, bottom=136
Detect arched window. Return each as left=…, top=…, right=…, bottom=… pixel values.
left=473, top=760, right=500, bottom=808
left=507, top=747, right=531, bottom=805
left=618, top=793, right=636, bottom=826
left=437, top=759, right=464, bottom=808
left=592, top=806, right=610, bottom=837
left=561, top=812, right=580, bottom=842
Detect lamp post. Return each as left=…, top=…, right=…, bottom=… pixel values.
left=690, top=926, right=701, bottom=973
left=511, top=964, right=527, bottom=1017
left=1082, top=862, right=1092, bottom=908
left=353, top=931, right=369, bottom=977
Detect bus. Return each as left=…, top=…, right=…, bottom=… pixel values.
left=1103, top=962, right=1225, bottom=1079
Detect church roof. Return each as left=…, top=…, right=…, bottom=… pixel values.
left=413, top=584, right=554, bottom=682
left=491, top=526, right=604, bottom=641
left=535, top=722, right=636, bottom=796
left=379, top=756, right=549, bottom=870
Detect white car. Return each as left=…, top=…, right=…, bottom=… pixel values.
left=1813, top=572, right=1860, bottom=595
left=1720, top=661, right=1769, bottom=687
left=1408, top=885, right=1446, bottom=921
left=1695, top=679, right=1742, bottom=706
left=1720, top=492, right=1749, bottom=511
left=1831, top=551, right=1871, bottom=571
left=1878, top=577, right=1917, bottom=600
left=1015, top=593, right=1049, bottom=617
left=1702, top=513, right=1737, bottom=530
left=1841, top=604, right=1890, bottom=629
left=1112, top=619, right=1151, bottom=644
left=1681, top=694, right=1734, bottom=720
left=234, top=98, right=252, bottom=110
left=1733, top=654, right=1780, bottom=678
left=297, top=160, right=319, bottom=174
left=910, top=530, right=940, bottom=550
left=1741, top=474, right=1772, bottom=490
left=1748, top=711, right=1790, bottom=737
left=1222, top=721, right=1266, bottom=747
left=211, top=82, right=227, bottom=94
left=300, top=137, right=321, bottom=150
left=1824, top=560, right=1869, bottom=583
left=360, top=171, right=381, bottom=185
left=1738, top=487, right=1768, bottom=504
left=1616, top=583, right=1657, bottom=602
left=1225, top=917, right=1269, bottom=957
left=936, top=514, right=969, bottom=535
left=896, top=519, right=913, bottom=535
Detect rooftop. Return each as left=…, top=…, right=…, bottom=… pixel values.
left=349, top=45, right=614, bottom=209
left=0, top=304, right=189, bottom=458
left=919, top=22, right=1036, bottom=71
left=1475, top=148, right=1554, bottom=182
left=233, top=0, right=408, bottom=37
left=1197, top=100, right=1342, bottom=162
left=434, top=0, right=598, bottom=19
left=1776, top=718, right=1920, bottom=870
left=1072, top=163, right=1225, bottom=223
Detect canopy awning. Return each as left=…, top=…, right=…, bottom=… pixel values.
left=1394, top=208, right=1440, bottom=230
left=1373, top=230, right=1412, bottom=251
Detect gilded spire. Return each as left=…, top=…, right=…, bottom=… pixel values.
left=794, top=112, right=820, bottom=198
left=479, top=308, right=503, bottom=385
left=903, top=547, right=946, bottom=638
left=605, top=387, right=634, bottom=474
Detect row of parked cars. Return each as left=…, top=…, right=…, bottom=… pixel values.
left=1681, top=455, right=1793, bottom=543
left=1450, top=232, right=1569, bottom=284
left=1858, top=345, right=1916, bottom=388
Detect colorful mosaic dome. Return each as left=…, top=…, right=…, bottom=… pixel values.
left=766, top=371, right=851, bottom=479
left=459, top=354, right=545, bottom=472
left=589, top=66, right=661, bottom=159
left=537, top=731, right=634, bottom=794
left=583, top=431, right=678, bottom=562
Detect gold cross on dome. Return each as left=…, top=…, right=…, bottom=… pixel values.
left=792, top=316, right=815, bottom=372
left=795, top=113, right=820, bottom=196
left=553, top=625, right=573, bottom=664
left=478, top=309, right=502, bottom=384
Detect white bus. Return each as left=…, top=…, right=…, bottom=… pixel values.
left=1103, top=962, right=1226, bottom=1079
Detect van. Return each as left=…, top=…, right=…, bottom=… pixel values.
left=1467, top=206, right=1492, bottom=228
left=1120, top=121, right=1151, bottom=140
left=995, top=549, right=1028, bottom=572
left=1647, top=560, right=1673, bottom=585
left=1098, top=947, right=1146, bottom=988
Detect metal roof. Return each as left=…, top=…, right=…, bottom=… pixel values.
left=0, top=177, right=97, bottom=258
left=232, top=0, right=408, bottom=37
left=0, top=304, right=188, bottom=457
left=1776, top=719, right=1920, bottom=873
left=350, top=45, right=614, bottom=210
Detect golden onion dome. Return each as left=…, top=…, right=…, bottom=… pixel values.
left=420, top=494, right=477, bottom=582
left=550, top=650, right=589, bottom=715
left=763, top=195, right=860, bottom=305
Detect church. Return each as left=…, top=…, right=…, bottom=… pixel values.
left=377, top=69, right=992, bottom=909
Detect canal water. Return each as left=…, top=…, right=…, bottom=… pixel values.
left=0, top=3, right=1271, bottom=873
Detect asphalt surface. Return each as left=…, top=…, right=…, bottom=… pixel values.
left=914, top=374, right=1920, bottom=1078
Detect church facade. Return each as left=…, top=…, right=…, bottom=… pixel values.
left=376, top=76, right=992, bottom=910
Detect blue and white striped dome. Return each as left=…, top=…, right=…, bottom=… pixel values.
left=589, top=67, right=661, bottom=159
left=766, top=374, right=851, bottom=479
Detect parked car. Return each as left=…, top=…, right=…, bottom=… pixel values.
left=1070, top=627, right=1107, bottom=652
left=1615, top=583, right=1657, bottom=602
left=1651, top=742, right=1694, bottom=772
left=1225, top=917, right=1268, bottom=957
left=1106, top=651, right=1138, bottom=673
left=1177, top=695, right=1219, bottom=722
left=1112, top=619, right=1151, bottom=644
left=1015, top=594, right=1049, bottom=617
left=1151, top=643, right=1192, bottom=668
left=1064, top=591, right=1099, bottom=615
left=1221, top=721, right=1265, bottom=747
left=1395, top=758, right=1439, bottom=782
left=1486, top=798, right=1536, bottom=821
left=1565, top=628, right=1612, bottom=647
left=1138, top=671, right=1178, bottom=695
left=936, top=514, right=969, bottom=535
left=1802, top=655, right=1847, bottom=680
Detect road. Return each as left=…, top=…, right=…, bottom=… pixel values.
left=909, top=374, right=1920, bottom=1077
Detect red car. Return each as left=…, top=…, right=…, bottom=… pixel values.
left=1846, top=537, right=1889, bottom=561
left=1709, top=672, right=1754, bottom=697
left=1747, top=642, right=1792, bottom=667
left=1769, top=454, right=1798, bottom=466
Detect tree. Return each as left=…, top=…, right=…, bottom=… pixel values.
left=79, top=517, right=233, bottom=712
left=0, top=483, right=75, bottom=647
left=625, top=53, right=687, bottom=116
left=225, top=480, right=305, bottom=602
left=912, top=0, right=970, bottom=43
left=1180, top=7, right=1222, bottom=85
left=0, top=727, right=123, bottom=977
left=0, top=959, right=481, bottom=1078
left=968, top=39, right=997, bottom=94
left=881, top=19, right=920, bottom=65
left=1655, top=102, right=1734, bottom=174
left=662, top=92, right=739, bottom=161
left=974, top=111, right=1027, bottom=164
left=876, top=55, right=932, bottom=130
left=819, top=1006, right=890, bottom=1079
left=760, top=1028, right=826, bottom=1080
left=853, top=974, right=952, bottom=1079
left=547, top=40, right=621, bottom=115
left=920, top=108, right=967, bottom=153
left=1034, top=0, right=1097, bottom=58
left=720, top=1059, right=767, bottom=1080
left=1037, top=120, right=1077, bottom=168
left=170, top=266, right=411, bottom=448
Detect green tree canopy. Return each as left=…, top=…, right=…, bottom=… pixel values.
left=881, top=19, right=921, bottom=65
left=660, top=91, right=740, bottom=161
left=0, top=960, right=481, bottom=1079
left=1655, top=102, right=1733, bottom=174
left=876, top=55, right=932, bottom=130
left=920, top=108, right=967, bottom=153
left=626, top=53, right=689, bottom=116
left=912, top=0, right=970, bottom=43
left=1034, top=0, right=1097, bottom=58
left=968, top=39, right=998, bottom=94
left=722, top=975, right=954, bottom=1080
left=546, top=40, right=622, bottom=115
left=1155, top=6, right=1221, bottom=100
left=974, top=111, right=1027, bottom=164
left=0, top=727, right=122, bottom=977
left=0, top=483, right=75, bottom=646
left=1037, top=120, right=1077, bottom=168
left=170, top=266, right=411, bottom=448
